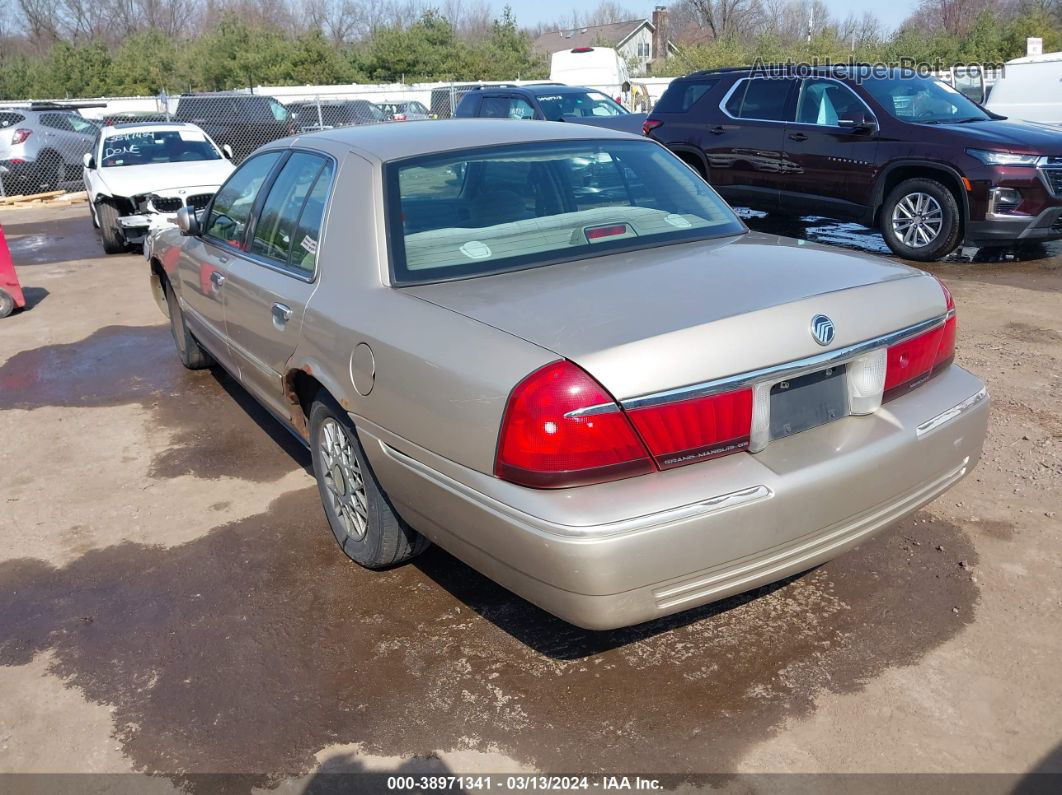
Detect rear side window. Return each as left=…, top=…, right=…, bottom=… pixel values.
left=653, top=79, right=719, bottom=113
left=0, top=112, right=25, bottom=127
left=204, top=152, right=282, bottom=246
left=249, top=152, right=333, bottom=272
left=724, top=78, right=793, bottom=121
left=479, top=96, right=512, bottom=118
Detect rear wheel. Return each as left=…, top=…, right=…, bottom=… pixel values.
left=309, top=395, right=429, bottom=569
left=36, top=154, right=62, bottom=192
left=164, top=278, right=213, bottom=369
left=0, top=289, right=15, bottom=319
left=95, top=202, right=128, bottom=254
left=880, top=178, right=961, bottom=262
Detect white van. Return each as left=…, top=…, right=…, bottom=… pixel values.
left=986, top=53, right=1062, bottom=126
left=550, top=47, right=631, bottom=99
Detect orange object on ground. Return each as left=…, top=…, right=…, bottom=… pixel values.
left=0, top=222, right=26, bottom=317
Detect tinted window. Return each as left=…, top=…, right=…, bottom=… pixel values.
left=652, top=79, right=719, bottom=113
left=728, top=78, right=793, bottom=121
left=288, top=163, right=333, bottom=273
left=204, top=152, right=282, bottom=246
left=0, top=112, right=25, bottom=127
left=795, top=79, right=868, bottom=126
left=861, top=75, right=990, bottom=123
left=387, top=140, right=745, bottom=284
left=536, top=91, right=626, bottom=121
left=40, top=113, right=74, bottom=131
left=249, top=152, right=331, bottom=270
left=479, top=96, right=511, bottom=118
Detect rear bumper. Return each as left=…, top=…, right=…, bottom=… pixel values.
left=360, top=365, right=989, bottom=630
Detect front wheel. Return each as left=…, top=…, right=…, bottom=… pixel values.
left=0, top=289, right=15, bottom=319
left=309, top=396, right=429, bottom=569
left=164, top=278, right=213, bottom=369
left=880, top=178, right=961, bottom=262
left=95, top=202, right=128, bottom=255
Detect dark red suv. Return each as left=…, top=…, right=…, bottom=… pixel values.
left=644, top=65, right=1062, bottom=260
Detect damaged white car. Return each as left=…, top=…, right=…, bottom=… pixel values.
left=83, top=122, right=235, bottom=254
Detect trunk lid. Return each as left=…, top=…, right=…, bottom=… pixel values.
left=406, top=232, right=947, bottom=401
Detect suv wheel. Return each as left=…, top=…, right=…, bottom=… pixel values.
left=36, top=154, right=63, bottom=192
left=881, top=178, right=961, bottom=262
left=309, top=395, right=430, bottom=570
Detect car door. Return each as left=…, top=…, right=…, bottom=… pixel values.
left=702, top=77, right=797, bottom=210
left=781, top=77, right=880, bottom=219
left=221, top=151, right=334, bottom=416
left=39, top=113, right=96, bottom=167
left=176, top=150, right=284, bottom=374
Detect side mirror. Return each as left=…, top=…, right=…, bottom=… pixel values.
left=83, top=152, right=96, bottom=169
left=176, top=206, right=201, bottom=237
left=838, top=112, right=877, bottom=134
left=221, top=144, right=234, bottom=160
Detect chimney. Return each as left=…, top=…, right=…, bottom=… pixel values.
left=652, top=5, right=670, bottom=62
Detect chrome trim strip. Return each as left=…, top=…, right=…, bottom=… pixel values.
left=622, top=314, right=948, bottom=411
left=563, top=402, right=620, bottom=419
left=916, top=387, right=988, bottom=438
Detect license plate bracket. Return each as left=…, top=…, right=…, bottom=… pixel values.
left=769, top=365, right=848, bottom=441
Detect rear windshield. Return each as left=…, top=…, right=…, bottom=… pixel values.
left=101, top=130, right=221, bottom=167
left=386, top=139, right=744, bottom=284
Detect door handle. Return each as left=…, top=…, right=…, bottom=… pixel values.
left=788, top=132, right=808, bottom=142
left=272, top=302, right=293, bottom=327
left=209, top=270, right=225, bottom=288
left=709, top=125, right=726, bottom=135
left=217, top=255, right=229, bottom=264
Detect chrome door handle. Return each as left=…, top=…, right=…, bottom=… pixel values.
left=217, top=255, right=229, bottom=263
left=210, top=270, right=226, bottom=288
left=709, top=125, right=725, bottom=135
left=272, top=303, right=293, bottom=327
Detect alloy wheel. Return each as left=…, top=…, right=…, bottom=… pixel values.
left=891, top=192, right=943, bottom=248
left=319, top=418, right=369, bottom=541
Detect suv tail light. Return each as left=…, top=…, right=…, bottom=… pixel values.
left=642, top=119, right=662, bottom=136
left=11, top=128, right=31, bottom=145
left=627, top=389, right=753, bottom=469
left=884, top=278, right=956, bottom=401
left=393, top=113, right=407, bottom=121
left=495, top=361, right=654, bottom=488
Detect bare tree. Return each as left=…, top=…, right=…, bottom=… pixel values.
left=688, top=0, right=762, bottom=40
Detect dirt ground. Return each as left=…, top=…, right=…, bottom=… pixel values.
left=0, top=205, right=1059, bottom=790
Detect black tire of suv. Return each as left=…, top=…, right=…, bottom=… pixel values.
left=309, top=395, right=430, bottom=570
left=95, top=202, right=128, bottom=254
left=0, top=289, right=15, bottom=319
left=880, top=178, right=962, bottom=262
left=163, top=278, right=213, bottom=369
left=36, top=153, right=62, bottom=192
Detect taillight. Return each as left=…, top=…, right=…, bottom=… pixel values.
left=884, top=278, right=957, bottom=401
left=393, top=113, right=407, bottom=121
left=495, top=361, right=654, bottom=488
left=627, top=389, right=753, bottom=469
left=642, top=119, right=662, bottom=136
left=11, top=128, right=31, bottom=145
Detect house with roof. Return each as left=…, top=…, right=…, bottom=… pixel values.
left=532, top=7, right=678, bottom=76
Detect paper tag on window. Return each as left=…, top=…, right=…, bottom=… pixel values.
left=300, top=235, right=318, bottom=254
left=179, top=130, right=206, bottom=141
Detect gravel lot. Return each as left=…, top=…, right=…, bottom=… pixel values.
left=0, top=205, right=1059, bottom=788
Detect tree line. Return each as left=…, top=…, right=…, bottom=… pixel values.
left=1, top=0, right=1061, bottom=100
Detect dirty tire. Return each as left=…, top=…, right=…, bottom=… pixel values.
left=0, top=289, right=14, bottom=319
left=164, top=278, right=213, bottom=369
left=881, top=177, right=962, bottom=262
left=310, top=395, right=430, bottom=570
left=95, top=202, right=128, bottom=255
left=36, top=154, right=62, bottom=192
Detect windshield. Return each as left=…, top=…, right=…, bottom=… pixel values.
left=861, top=75, right=991, bottom=123
left=101, top=129, right=221, bottom=167
left=387, top=139, right=744, bottom=284
left=536, top=91, right=628, bottom=121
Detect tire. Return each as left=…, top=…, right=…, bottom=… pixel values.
left=0, top=289, right=14, bottom=319
left=309, top=395, right=430, bottom=570
left=163, top=278, right=213, bottom=369
left=95, top=202, right=128, bottom=254
left=36, top=154, right=62, bottom=192
left=89, top=201, right=99, bottom=229
left=880, top=178, right=962, bottom=262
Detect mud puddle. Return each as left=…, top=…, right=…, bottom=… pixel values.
left=0, top=485, right=979, bottom=787
left=0, top=325, right=307, bottom=481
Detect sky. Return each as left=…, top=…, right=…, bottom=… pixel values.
left=506, top=0, right=919, bottom=34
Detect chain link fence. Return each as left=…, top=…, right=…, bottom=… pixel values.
left=1, top=80, right=666, bottom=199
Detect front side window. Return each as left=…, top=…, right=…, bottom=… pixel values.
left=536, top=91, right=627, bottom=121
left=249, top=152, right=333, bottom=271
left=725, top=78, right=794, bottom=121
left=861, top=75, right=991, bottom=123
left=479, top=96, right=512, bottom=118
left=795, top=79, right=869, bottom=126
left=267, top=99, right=291, bottom=123
left=100, top=129, right=221, bottom=167
left=204, top=152, right=282, bottom=246
left=387, top=140, right=745, bottom=284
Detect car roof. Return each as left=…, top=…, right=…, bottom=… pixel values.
left=101, top=122, right=199, bottom=135
left=291, top=118, right=636, bottom=163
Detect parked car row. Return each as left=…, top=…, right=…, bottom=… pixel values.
left=143, top=79, right=991, bottom=629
